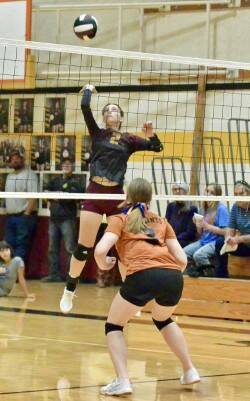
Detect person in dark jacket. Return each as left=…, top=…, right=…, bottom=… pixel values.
left=165, top=182, right=197, bottom=248
left=42, top=158, right=82, bottom=282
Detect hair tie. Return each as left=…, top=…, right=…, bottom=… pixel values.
left=122, top=202, right=146, bottom=216
left=132, top=203, right=146, bottom=217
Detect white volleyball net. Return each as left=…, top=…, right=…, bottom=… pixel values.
left=0, top=37, right=250, bottom=214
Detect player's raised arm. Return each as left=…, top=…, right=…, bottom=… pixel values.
left=80, top=84, right=100, bottom=135
left=129, top=121, right=163, bottom=153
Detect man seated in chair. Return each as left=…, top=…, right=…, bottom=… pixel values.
left=215, top=180, right=250, bottom=278
left=165, top=182, right=198, bottom=248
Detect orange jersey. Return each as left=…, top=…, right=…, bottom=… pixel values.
left=106, top=211, right=183, bottom=276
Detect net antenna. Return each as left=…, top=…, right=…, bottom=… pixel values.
left=0, top=38, right=249, bottom=215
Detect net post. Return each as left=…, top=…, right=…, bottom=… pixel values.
left=25, top=53, right=36, bottom=89
left=190, top=71, right=207, bottom=195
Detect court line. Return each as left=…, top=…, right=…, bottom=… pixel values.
left=1, top=307, right=250, bottom=363
left=0, top=305, right=107, bottom=321
left=1, top=371, right=250, bottom=395
left=1, top=306, right=250, bottom=335
left=2, top=333, right=250, bottom=364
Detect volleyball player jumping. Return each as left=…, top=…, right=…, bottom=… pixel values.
left=60, top=85, right=163, bottom=312
left=94, top=178, right=200, bottom=395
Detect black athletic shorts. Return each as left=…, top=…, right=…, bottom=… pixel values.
left=120, top=268, right=183, bottom=307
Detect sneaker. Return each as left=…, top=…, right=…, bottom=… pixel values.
left=100, top=378, right=133, bottom=395
left=60, top=288, right=76, bottom=314
left=180, top=367, right=200, bottom=385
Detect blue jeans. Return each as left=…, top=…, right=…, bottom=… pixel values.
left=5, top=214, right=37, bottom=262
left=184, top=240, right=216, bottom=267
left=48, top=219, right=77, bottom=277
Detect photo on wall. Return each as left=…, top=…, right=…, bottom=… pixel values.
left=31, top=136, right=51, bottom=171
left=45, top=98, right=65, bottom=133
left=81, top=135, right=91, bottom=171
left=14, top=98, right=34, bottom=133
left=55, top=135, right=75, bottom=170
left=0, top=99, right=9, bottom=133
left=0, top=138, right=26, bottom=168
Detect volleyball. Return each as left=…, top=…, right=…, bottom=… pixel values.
left=73, top=14, right=98, bottom=41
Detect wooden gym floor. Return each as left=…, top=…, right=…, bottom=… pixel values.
left=0, top=281, right=250, bottom=401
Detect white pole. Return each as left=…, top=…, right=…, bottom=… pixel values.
left=56, top=9, right=61, bottom=44
left=139, top=7, right=144, bottom=52
left=118, top=6, right=122, bottom=50
left=205, top=2, right=211, bottom=58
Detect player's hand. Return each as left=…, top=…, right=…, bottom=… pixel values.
left=80, top=84, right=97, bottom=94
left=0, top=267, right=6, bottom=274
left=142, top=121, right=154, bottom=138
left=106, top=256, right=116, bottom=270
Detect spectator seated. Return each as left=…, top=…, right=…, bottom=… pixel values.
left=184, top=183, right=229, bottom=278
left=165, top=182, right=197, bottom=248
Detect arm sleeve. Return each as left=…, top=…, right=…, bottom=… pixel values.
left=67, top=180, right=84, bottom=193
left=15, top=256, right=25, bottom=269
left=217, top=206, right=230, bottom=228
left=177, top=221, right=197, bottom=241
left=177, top=207, right=198, bottom=241
left=147, top=134, right=164, bottom=152
left=165, top=203, right=172, bottom=220
left=129, top=134, right=163, bottom=153
left=81, top=89, right=100, bottom=135
left=46, top=178, right=55, bottom=191
left=105, top=215, right=125, bottom=237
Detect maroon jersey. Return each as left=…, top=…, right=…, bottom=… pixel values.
left=81, top=89, right=163, bottom=186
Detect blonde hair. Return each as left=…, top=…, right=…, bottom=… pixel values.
left=125, top=178, right=152, bottom=234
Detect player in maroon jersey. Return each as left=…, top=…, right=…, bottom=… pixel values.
left=60, top=84, right=163, bottom=312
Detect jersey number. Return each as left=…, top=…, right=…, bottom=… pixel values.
left=110, top=133, right=121, bottom=145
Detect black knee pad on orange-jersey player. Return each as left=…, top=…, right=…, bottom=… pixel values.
left=152, top=317, right=173, bottom=331
left=105, top=322, right=124, bottom=335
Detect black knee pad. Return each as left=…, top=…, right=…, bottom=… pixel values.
left=105, top=322, right=124, bottom=335
left=152, top=317, right=173, bottom=331
left=73, top=243, right=92, bottom=261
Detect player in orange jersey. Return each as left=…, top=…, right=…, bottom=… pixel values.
left=94, top=178, right=200, bottom=395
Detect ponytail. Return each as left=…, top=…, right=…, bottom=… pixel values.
left=125, top=208, right=148, bottom=234
left=124, top=177, right=153, bottom=233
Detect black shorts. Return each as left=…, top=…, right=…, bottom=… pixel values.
left=120, top=268, right=183, bottom=307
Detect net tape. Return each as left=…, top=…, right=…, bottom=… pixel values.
left=1, top=37, right=250, bottom=71
left=0, top=192, right=249, bottom=202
